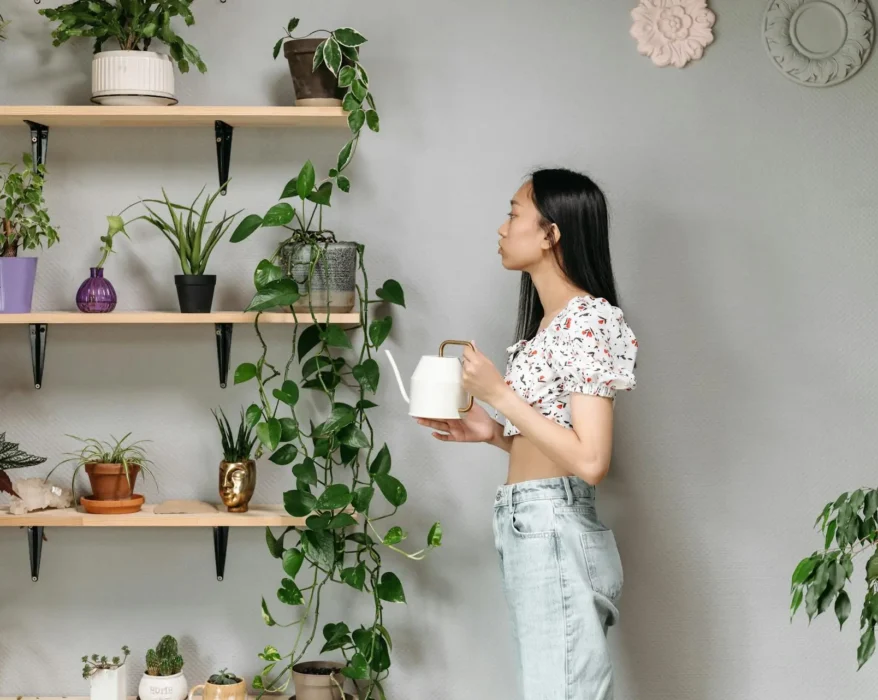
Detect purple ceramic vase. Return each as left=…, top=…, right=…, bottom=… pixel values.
left=76, top=268, right=117, bottom=313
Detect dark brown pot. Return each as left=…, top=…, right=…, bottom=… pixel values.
left=283, top=38, right=344, bottom=106
left=85, top=463, right=140, bottom=501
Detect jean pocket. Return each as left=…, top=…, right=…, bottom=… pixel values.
left=510, top=500, right=556, bottom=538
left=581, top=529, right=623, bottom=600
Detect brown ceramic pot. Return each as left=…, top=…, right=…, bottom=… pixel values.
left=85, top=463, right=140, bottom=501
left=283, top=38, right=344, bottom=106
left=292, top=661, right=345, bottom=700
left=188, top=679, right=246, bottom=700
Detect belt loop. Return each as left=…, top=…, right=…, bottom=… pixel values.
left=507, top=484, right=515, bottom=508
left=562, top=477, right=574, bottom=505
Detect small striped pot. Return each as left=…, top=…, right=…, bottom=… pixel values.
left=92, top=50, right=176, bottom=105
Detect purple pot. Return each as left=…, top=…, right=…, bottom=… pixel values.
left=0, top=257, right=38, bottom=313
left=76, top=267, right=117, bottom=313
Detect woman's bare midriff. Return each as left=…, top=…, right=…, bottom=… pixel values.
left=506, top=434, right=574, bottom=484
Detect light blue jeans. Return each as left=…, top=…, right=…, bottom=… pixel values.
left=493, top=476, right=623, bottom=700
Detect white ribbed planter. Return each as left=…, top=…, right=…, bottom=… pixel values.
left=92, top=50, right=176, bottom=105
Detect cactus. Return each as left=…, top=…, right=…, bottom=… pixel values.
left=145, top=635, right=184, bottom=677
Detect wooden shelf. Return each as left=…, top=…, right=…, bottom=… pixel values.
left=0, top=504, right=305, bottom=528
left=0, top=311, right=361, bottom=326
left=0, top=105, right=348, bottom=128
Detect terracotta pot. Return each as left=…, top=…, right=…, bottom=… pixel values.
left=85, top=463, right=140, bottom=501
left=292, top=661, right=345, bottom=700
left=187, top=679, right=246, bottom=700
left=283, top=39, right=344, bottom=106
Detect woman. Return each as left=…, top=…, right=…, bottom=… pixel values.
left=417, top=168, right=637, bottom=699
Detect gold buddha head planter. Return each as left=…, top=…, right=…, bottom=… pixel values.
left=219, top=460, right=256, bottom=513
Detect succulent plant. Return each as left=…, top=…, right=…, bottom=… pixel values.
left=145, top=635, right=184, bottom=677
left=207, top=669, right=240, bottom=686
left=82, top=646, right=130, bottom=680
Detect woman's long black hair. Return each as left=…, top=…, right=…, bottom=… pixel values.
left=515, top=168, right=620, bottom=342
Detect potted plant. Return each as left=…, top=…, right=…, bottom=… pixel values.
left=139, top=635, right=187, bottom=700
left=39, top=1, right=207, bottom=106
left=273, top=20, right=371, bottom=109
left=76, top=214, right=131, bottom=313
left=0, top=431, right=47, bottom=498
left=46, top=433, right=155, bottom=514
left=82, top=646, right=130, bottom=700
left=0, top=154, right=60, bottom=313
left=213, top=407, right=258, bottom=513
left=292, top=661, right=347, bottom=700
left=131, top=185, right=240, bottom=313
left=188, top=669, right=246, bottom=700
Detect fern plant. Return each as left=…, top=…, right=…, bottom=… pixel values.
left=0, top=432, right=47, bottom=497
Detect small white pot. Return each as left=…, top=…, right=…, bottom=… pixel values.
left=90, top=664, right=127, bottom=700
left=139, top=672, right=189, bottom=700
left=92, top=50, right=176, bottom=105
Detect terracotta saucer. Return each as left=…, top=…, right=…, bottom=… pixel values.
left=81, top=493, right=144, bottom=515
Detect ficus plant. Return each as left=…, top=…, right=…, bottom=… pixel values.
left=40, top=0, right=207, bottom=74
left=0, top=154, right=59, bottom=257
left=790, top=487, right=878, bottom=669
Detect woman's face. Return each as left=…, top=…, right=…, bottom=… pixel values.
left=497, top=181, right=553, bottom=271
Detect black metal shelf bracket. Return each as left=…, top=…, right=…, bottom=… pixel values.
left=24, top=121, right=49, bottom=173
left=215, top=323, right=233, bottom=389
left=213, top=526, right=230, bottom=581
left=29, top=323, right=48, bottom=390
left=215, top=121, right=234, bottom=195
left=27, top=526, right=43, bottom=582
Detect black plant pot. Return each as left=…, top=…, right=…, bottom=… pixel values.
left=175, top=275, right=216, bottom=313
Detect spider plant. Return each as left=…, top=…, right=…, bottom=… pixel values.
left=213, top=408, right=258, bottom=462
left=0, top=14, right=9, bottom=41
left=136, top=184, right=241, bottom=275
left=46, top=433, right=156, bottom=497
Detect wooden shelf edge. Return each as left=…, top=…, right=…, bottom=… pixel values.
left=0, top=504, right=307, bottom=528
left=0, top=311, right=361, bottom=327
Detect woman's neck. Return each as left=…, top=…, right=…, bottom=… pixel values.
left=529, top=263, right=587, bottom=318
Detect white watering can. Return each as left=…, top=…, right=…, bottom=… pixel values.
left=385, top=340, right=475, bottom=420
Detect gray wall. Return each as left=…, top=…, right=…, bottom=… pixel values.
left=2, top=0, right=877, bottom=697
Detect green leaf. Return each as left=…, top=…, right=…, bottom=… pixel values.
left=252, top=676, right=264, bottom=691
left=231, top=214, right=263, bottom=242
left=277, top=578, right=304, bottom=606
left=261, top=598, right=277, bottom=626
left=375, top=474, right=407, bottom=507
left=256, top=418, right=282, bottom=451
left=835, top=590, right=851, bottom=630
left=269, top=444, right=298, bottom=466
left=858, top=625, right=876, bottom=670
left=866, top=490, right=878, bottom=519
left=348, top=109, right=365, bottom=133
left=341, top=562, right=366, bottom=591
left=867, top=552, right=878, bottom=582
left=338, top=65, right=356, bottom=87
left=333, top=27, right=367, bottom=47
left=273, top=37, right=284, bottom=60
left=321, top=622, right=352, bottom=653
left=337, top=140, right=355, bottom=172
left=357, top=399, right=378, bottom=411
left=262, top=203, right=295, bottom=228
left=833, top=492, right=849, bottom=509
left=353, top=360, right=380, bottom=393
left=366, top=110, right=380, bottom=133
left=298, top=324, right=324, bottom=360
left=383, top=526, right=407, bottom=545
left=284, top=489, right=317, bottom=518
left=259, top=645, right=282, bottom=662
left=369, top=316, right=393, bottom=348
left=307, top=182, right=333, bottom=206
left=315, top=484, right=353, bottom=511
left=246, top=404, right=262, bottom=429
left=322, top=324, right=353, bottom=349
left=246, top=278, right=300, bottom=311
left=293, top=458, right=318, bottom=486
left=234, top=363, right=257, bottom=384
left=318, top=403, right=356, bottom=436
left=376, top=279, right=405, bottom=307
left=254, top=259, right=283, bottom=289
left=280, top=177, right=298, bottom=199
left=352, top=486, right=374, bottom=514
left=825, top=520, right=837, bottom=550
left=341, top=653, right=370, bottom=680
left=369, top=444, right=391, bottom=476
left=337, top=175, right=351, bottom=193
left=312, top=41, right=325, bottom=71
left=376, top=572, right=406, bottom=603
left=296, top=161, right=316, bottom=200
left=790, top=587, right=803, bottom=619
left=340, top=444, right=360, bottom=464
left=342, top=92, right=362, bottom=113
left=273, top=380, right=300, bottom=407
left=329, top=513, right=357, bottom=529
left=306, top=513, right=332, bottom=531
left=301, top=529, right=335, bottom=570
left=428, top=522, right=443, bottom=547
left=265, top=527, right=283, bottom=558
left=351, top=79, right=368, bottom=102
left=338, top=424, right=369, bottom=449
left=280, top=417, right=299, bottom=442
left=288, top=18, right=300, bottom=33
left=323, top=36, right=342, bottom=75
left=346, top=532, right=374, bottom=546
left=282, top=548, right=304, bottom=577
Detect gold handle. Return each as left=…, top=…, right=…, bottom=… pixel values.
left=439, top=340, right=475, bottom=413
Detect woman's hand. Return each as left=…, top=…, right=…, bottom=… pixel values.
left=462, top=342, right=509, bottom=407
left=416, top=402, right=498, bottom=443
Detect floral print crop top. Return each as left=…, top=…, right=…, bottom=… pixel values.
left=502, top=296, right=638, bottom=437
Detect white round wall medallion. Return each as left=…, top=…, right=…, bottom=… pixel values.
left=630, top=0, right=716, bottom=68
left=764, top=0, right=875, bottom=86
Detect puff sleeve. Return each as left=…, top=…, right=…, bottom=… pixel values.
left=548, top=301, right=638, bottom=399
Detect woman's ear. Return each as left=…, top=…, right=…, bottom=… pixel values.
left=541, top=223, right=561, bottom=249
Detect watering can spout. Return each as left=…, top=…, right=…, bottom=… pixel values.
left=384, top=349, right=410, bottom=404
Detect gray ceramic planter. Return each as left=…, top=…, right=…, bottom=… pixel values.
left=280, top=241, right=357, bottom=313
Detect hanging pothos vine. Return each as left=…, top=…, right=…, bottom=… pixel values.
left=230, top=19, right=441, bottom=700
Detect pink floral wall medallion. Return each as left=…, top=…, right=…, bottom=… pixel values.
left=630, top=0, right=717, bottom=68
